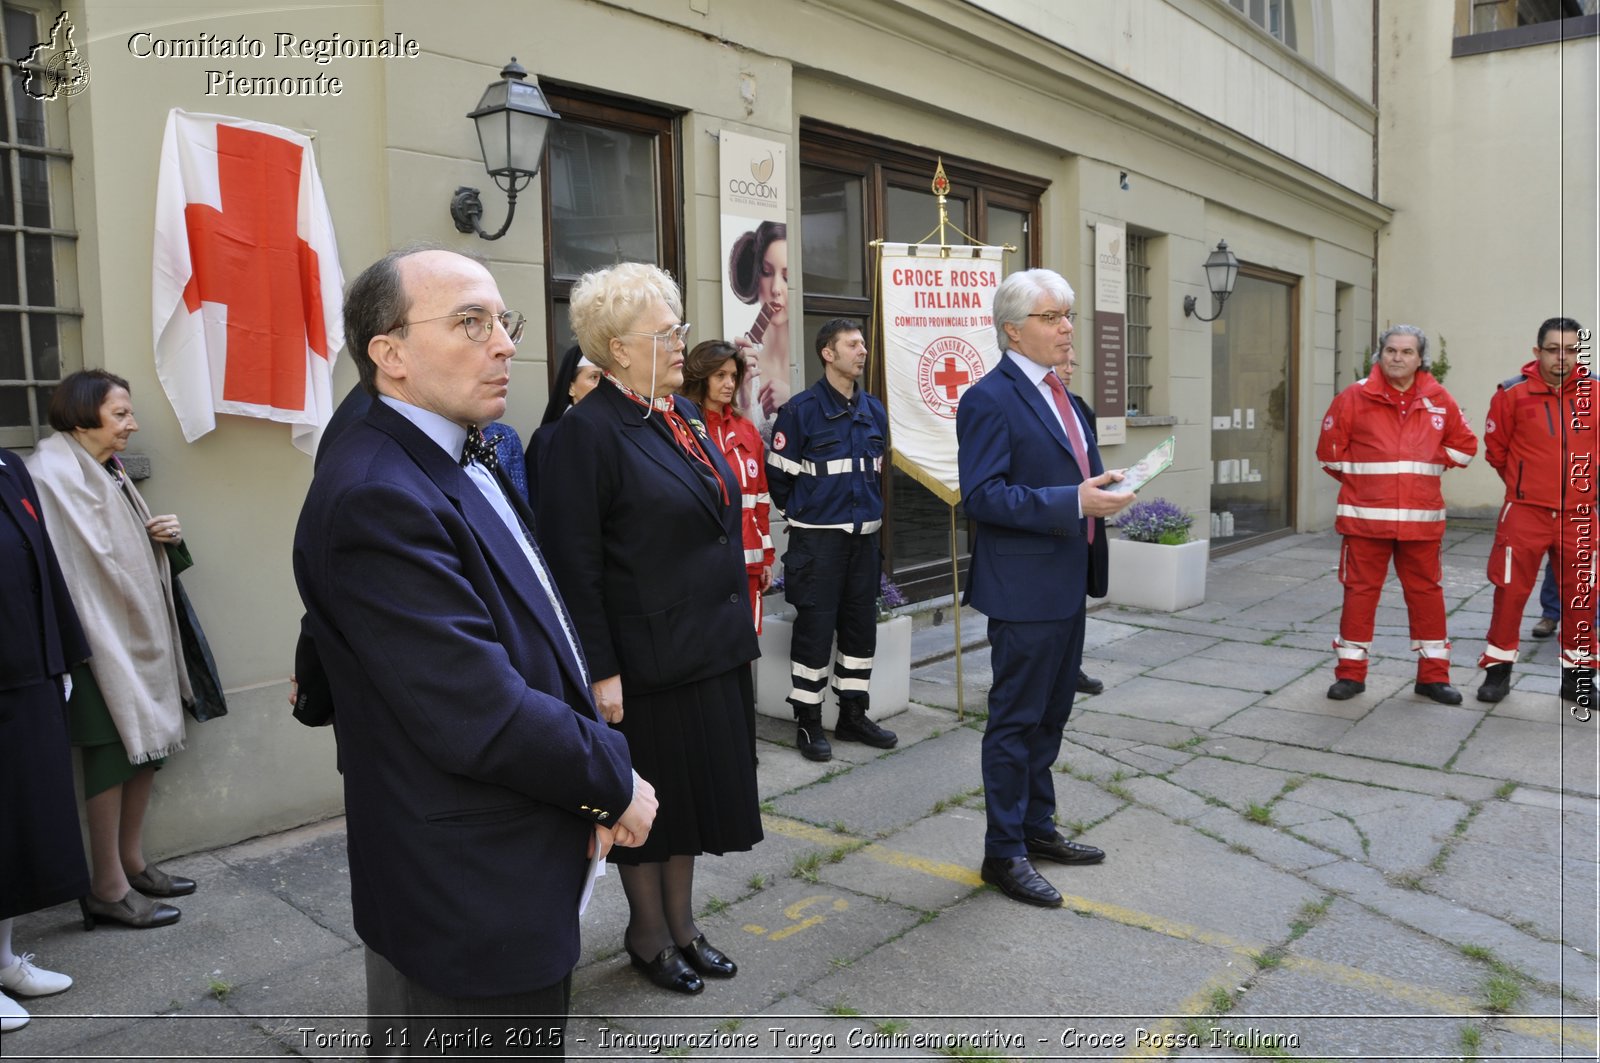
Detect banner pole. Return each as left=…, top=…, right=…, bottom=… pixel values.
left=951, top=502, right=964, bottom=721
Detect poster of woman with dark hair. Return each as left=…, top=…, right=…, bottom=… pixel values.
left=728, top=220, right=790, bottom=427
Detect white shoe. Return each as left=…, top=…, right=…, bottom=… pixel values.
left=0, top=992, right=28, bottom=1032
left=0, top=954, right=72, bottom=997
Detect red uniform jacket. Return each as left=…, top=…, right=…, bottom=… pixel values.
left=703, top=405, right=775, bottom=575
left=1317, top=366, right=1478, bottom=540
left=1484, top=360, right=1597, bottom=513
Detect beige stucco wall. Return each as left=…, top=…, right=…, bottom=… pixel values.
left=1378, top=3, right=1599, bottom=514
left=48, top=0, right=1386, bottom=856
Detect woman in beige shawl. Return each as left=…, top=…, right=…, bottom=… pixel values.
left=26, top=371, right=194, bottom=930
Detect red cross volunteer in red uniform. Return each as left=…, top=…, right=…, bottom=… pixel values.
left=1317, top=325, right=1478, bottom=705
left=1475, top=317, right=1595, bottom=707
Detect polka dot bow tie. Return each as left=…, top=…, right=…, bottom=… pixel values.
left=461, top=425, right=500, bottom=472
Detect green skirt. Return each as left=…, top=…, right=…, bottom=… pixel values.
left=66, top=662, right=163, bottom=798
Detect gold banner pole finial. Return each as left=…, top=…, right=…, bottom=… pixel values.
left=932, top=158, right=952, bottom=256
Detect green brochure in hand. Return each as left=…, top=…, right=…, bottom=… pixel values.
left=1108, top=435, right=1175, bottom=494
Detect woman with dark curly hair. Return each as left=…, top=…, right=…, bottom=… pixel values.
left=727, top=220, right=790, bottom=431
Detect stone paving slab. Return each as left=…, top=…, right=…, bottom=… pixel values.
left=1068, top=806, right=1323, bottom=946
left=1192, top=638, right=1329, bottom=671
left=1163, top=756, right=1301, bottom=810
left=1088, top=675, right=1260, bottom=729
left=767, top=726, right=983, bottom=838
left=1330, top=699, right=1484, bottom=767
left=1454, top=715, right=1600, bottom=796
left=1090, top=628, right=1223, bottom=665
left=1216, top=704, right=1356, bottom=748
left=1145, top=653, right=1307, bottom=694
left=1255, top=744, right=1505, bottom=801
left=1303, top=859, right=1586, bottom=990
left=1185, top=807, right=1345, bottom=873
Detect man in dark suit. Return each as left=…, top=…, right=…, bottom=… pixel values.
left=293, top=247, right=655, bottom=1055
left=956, top=268, right=1133, bottom=908
left=1056, top=355, right=1109, bottom=698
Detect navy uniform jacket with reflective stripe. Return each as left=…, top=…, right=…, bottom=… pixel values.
left=767, top=378, right=888, bottom=533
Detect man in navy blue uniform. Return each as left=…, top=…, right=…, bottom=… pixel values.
left=768, top=319, right=898, bottom=761
left=957, top=268, right=1133, bottom=908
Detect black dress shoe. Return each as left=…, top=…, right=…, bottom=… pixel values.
left=1326, top=678, right=1365, bottom=700
left=679, top=935, right=737, bottom=978
left=79, top=890, right=181, bottom=931
left=625, top=944, right=703, bottom=995
left=1077, top=672, right=1104, bottom=696
left=127, top=865, right=197, bottom=897
left=979, top=857, right=1062, bottom=908
left=1025, top=831, right=1106, bottom=865
left=1414, top=682, right=1463, bottom=705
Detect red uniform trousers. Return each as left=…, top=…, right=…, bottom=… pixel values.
left=1334, top=535, right=1451, bottom=683
left=1481, top=502, right=1597, bottom=671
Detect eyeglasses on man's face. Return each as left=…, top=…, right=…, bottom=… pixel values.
left=394, top=310, right=526, bottom=344
left=1541, top=343, right=1583, bottom=356
left=1026, top=310, right=1076, bottom=327
left=626, top=323, right=693, bottom=345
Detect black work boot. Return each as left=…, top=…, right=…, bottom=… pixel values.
left=795, top=706, right=832, bottom=762
left=1476, top=663, right=1512, bottom=703
left=834, top=703, right=897, bottom=749
left=1560, top=668, right=1595, bottom=706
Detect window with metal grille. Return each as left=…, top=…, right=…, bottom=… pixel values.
left=1125, top=232, right=1152, bottom=416
left=1, top=2, right=80, bottom=448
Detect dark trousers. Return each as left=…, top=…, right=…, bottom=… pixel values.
left=365, top=946, right=570, bottom=1058
left=982, top=612, right=1083, bottom=858
left=783, top=527, right=879, bottom=714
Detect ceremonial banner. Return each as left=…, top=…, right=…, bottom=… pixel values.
left=879, top=243, right=1005, bottom=502
left=718, top=129, right=789, bottom=436
left=153, top=109, right=345, bottom=456
left=1093, top=221, right=1127, bottom=446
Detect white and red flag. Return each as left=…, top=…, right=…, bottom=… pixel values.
left=152, top=109, right=344, bottom=455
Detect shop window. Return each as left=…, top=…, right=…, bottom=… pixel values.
left=1453, top=0, right=1598, bottom=54
left=0, top=2, right=81, bottom=448
left=540, top=86, right=680, bottom=365
left=798, top=119, right=1045, bottom=599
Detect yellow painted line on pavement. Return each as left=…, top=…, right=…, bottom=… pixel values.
left=761, top=814, right=1600, bottom=1054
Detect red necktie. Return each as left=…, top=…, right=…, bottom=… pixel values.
left=1045, top=372, right=1094, bottom=543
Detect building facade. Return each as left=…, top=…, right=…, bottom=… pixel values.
left=1, top=0, right=1592, bottom=851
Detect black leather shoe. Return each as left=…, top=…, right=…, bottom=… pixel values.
left=1025, top=831, right=1106, bottom=865
left=834, top=708, right=897, bottom=749
left=127, top=865, right=197, bottom=897
left=679, top=935, right=736, bottom=978
left=1477, top=663, right=1512, bottom=703
left=79, top=890, right=180, bottom=931
left=979, top=857, right=1062, bottom=908
left=1326, top=679, right=1365, bottom=700
left=626, top=944, right=703, bottom=995
left=1077, top=672, right=1104, bottom=696
left=796, top=723, right=832, bottom=762
left=1414, top=682, right=1463, bottom=705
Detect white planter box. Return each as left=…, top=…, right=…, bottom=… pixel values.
left=754, top=614, right=912, bottom=727
left=1106, top=537, right=1209, bottom=612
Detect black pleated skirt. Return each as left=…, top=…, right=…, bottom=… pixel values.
left=608, top=664, right=762, bottom=865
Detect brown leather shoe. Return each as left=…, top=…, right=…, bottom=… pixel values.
left=79, top=890, right=181, bottom=930
left=128, top=864, right=197, bottom=897
left=1532, top=617, right=1558, bottom=639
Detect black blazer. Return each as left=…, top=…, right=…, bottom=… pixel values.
left=0, top=449, right=89, bottom=688
left=538, top=381, right=759, bottom=694
left=292, top=400, right=633, bottom=997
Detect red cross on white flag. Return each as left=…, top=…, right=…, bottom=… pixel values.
left=152, top=109, right=344, bottom=455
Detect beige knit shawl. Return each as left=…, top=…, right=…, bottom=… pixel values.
left=27, top=433, right=188, bottom=763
